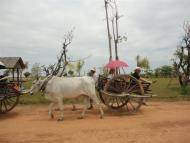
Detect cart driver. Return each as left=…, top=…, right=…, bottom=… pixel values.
left=107, top=68, right=115, bottom=79
left=131, top=67, right=152, bottom=106
left=132, top=67, right=152, bottom=86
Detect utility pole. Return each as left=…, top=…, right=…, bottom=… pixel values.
left=104, top=0, right=112, bottom=62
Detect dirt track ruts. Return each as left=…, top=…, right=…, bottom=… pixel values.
left=0, top=101, right=190, bottom=143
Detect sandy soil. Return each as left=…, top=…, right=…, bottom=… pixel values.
left=0, top=101, right=190, bottom=143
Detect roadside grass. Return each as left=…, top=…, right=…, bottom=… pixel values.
left=150, top=77, right=190, bottom=101
left=19, top=77, right=190, bottom=104
left=19, top=78, right=84, bottom=104
left=19, top=78, right=49, bottom=104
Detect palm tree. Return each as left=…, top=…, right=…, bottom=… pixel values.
left=75, top=60, right=85, bottom=76
left=136, top=55, right=140, bottom=66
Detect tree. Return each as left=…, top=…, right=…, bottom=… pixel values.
left=160, top=65, right=173, bottom=77
left=52, top=29, right=74, bottom=77
left=68, top=70, right=74, bottom=76
left=75, top=60, right=85, bottom=76
left=24, top=61, right=29, bottom=69
left=104, top=0, right=112, bottom=62
left=104, top=0, right=127, bottom=68
left=173, top=21, right=190, bottom=87
left=154, top=67, right=161, bottom=77
left=154, top=65, right=173, bottom=77
left=42, top=64, right=55, bottom=76
left=99, top=66, right=109, bottom=76
left=136, top=55, right=140, bottom=66
left=104, top=0, right=127, bottom=74
left=31, top=63, right=41, bottom=79
left=24, top=72, right=31, bottom=78
left=136, top=55, right=150, bottom=70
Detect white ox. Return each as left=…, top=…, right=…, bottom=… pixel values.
left=30, top=76, right=104, bottom=121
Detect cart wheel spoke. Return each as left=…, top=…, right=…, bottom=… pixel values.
left=0, top=93, right=19, bottom=114
left=98, top=74, right=144, bottom=110
left=129, top=100, right=136, bottom=111
left=0, top=101, right=3, bottom=112
left=2, top=100, right=7, bottom=111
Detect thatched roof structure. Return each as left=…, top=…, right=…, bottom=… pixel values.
left=0, top=57, right=25, bottom=69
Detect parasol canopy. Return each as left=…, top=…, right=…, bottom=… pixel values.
left=0, top=61, right=6, bottom=69
left=105, top=60, right=128, bottom=69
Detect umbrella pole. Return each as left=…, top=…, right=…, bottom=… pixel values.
left=122, top=67, right=125, bottom=74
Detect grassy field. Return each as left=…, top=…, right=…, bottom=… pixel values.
left=19, top=77, right=190, bottom=104
left=19, top=78, right=49, bottom=104
left=150, top=77, right=190, bottom=101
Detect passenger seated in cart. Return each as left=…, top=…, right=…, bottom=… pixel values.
left=131, top=67, right=152, bottom=92
left=107, top=68, right=115, bottom=79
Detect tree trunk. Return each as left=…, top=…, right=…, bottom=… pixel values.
left=178, top=75, right=184, bottom=87
left=104, top=0, right=112, bottom=62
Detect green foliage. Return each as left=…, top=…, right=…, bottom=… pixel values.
left=99, top=66, right=109, bottom=76
left=154, top=65, right=174, bottom=77
left=150, top=78, right=190, bottom=101
left=180, top=86, right=190, bottom=95
left=19, top=93, right=49, bottom=104
left=24, top=72, right=31, bottom=78
left=67, top=63, right=75, bottom=70
left=31, top=63, right=41, bottom=79
left=24, top=61, right=29, bottom=69
left=75, top=60, right=85, bottom=76
left=172, top=21, right=190, bottom=87
left=19, top=77, right=190, bottom=105
left=66, top=61, right=85, bottom=76
left=68, top=70, right=74, bottom=76
left=136, top=55, right=150, bottom=69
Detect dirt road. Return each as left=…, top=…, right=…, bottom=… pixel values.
left=0, top=101, right=190, bottom=143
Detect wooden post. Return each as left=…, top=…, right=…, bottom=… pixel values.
left=12, top=68, right=14, bottom=81
left=17, top=68, right=19, bottom=85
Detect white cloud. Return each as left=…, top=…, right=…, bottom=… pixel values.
left=0, top=0, right=190, bottom=73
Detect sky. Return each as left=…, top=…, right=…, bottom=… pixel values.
left=0, top=0, right=190, bottom=74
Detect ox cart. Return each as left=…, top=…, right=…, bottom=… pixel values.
left=0, top=57, right=25, bottom=114
left=97, top=62, right=155, bottom=113
left=0, top=79, right=20, bottom=113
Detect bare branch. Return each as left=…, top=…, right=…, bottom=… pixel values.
left=173, top=21, right=190, bottom=86
left=52, top=29, right=74, bottom=76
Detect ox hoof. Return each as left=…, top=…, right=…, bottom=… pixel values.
left=77, top=116, right=84, bottom=120
left=49, top=113, right=54, bottom=119
left=87, top=106, right=93, bottom=110
left=100, top=115, right=104, bottom=119
left=50, top=114, right=54, bottom=119
left=54, top=108, right=60, bottom=111
left=57, top=117, right=64, bottom=121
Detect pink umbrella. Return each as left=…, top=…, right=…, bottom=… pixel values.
left=105, top=60, right=128, bottom=69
